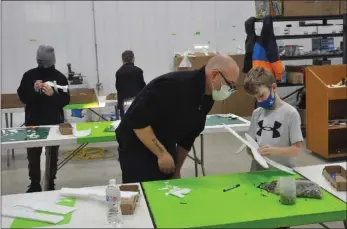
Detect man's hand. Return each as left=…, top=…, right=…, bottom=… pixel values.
left=34, top=80, right=43, bottom=92
left=258, top=145, right=278, bottom=156
left=42, top=84, right=54, bottom=96
left=157, top=153, right=175, bottom=174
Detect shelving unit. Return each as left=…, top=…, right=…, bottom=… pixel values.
left=255, top=14, right=347, bottom=63
left=306, top=65, right=347, bottom=159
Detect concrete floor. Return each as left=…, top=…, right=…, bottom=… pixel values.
left=1, top=132, right=345, bottom=228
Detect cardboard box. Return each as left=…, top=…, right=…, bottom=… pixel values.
left=288, top=72, right=304, bottom=85
left=255, top=0, right=283, bottom=18
left=1, top=94, right=25, bottom=109
left=283, top=0, right=340, bottom=16
left=69, top=88, right=98, bottom=104
left=341, top=0, right=347, bottom=14
left=322, top=165, right=347, bottom=191
left=59, top=123, right=73, bottom=135
left=119, top=184, right=140, bottom=215
left=106, top=93, right=117, bottom=100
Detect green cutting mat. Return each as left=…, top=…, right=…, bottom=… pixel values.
left=142, top=170, right=347, bottom=228
left=1, top=127, right=50, bottom=143
left=205, top=115, right=244, bottom=126
left=64, top=101, right=99, bottom=110
left=76, top=121, right=116, bottom=144
left=10, top=197, right=76, bottom=228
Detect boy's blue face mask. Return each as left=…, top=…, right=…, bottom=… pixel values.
left=257, top=89, right=276, bottom=109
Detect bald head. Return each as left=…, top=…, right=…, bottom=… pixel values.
left=204, top=54, right=240, bottom=95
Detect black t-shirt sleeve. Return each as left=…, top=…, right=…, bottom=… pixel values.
left=128, top=79, right=178, bottom=130
left=177, top=123, right=204, bottom=151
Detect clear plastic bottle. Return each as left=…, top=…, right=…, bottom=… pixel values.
left=106, top=179, right=123, bottom=227
left=279, top=177, right=296, bottom=205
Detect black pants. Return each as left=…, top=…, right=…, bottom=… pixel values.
left=27, top=146, right=59, bottom=184
left=118, top=140, right=173, bottom=183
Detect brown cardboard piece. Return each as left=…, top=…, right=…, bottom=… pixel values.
left=1, top=94, right=25, bottom=109
left=341, top=0, right=347, bottom=14
left=70, top=89, right=98, bottom=104
left=283, top=0, right=340, bottom=16
left=106, top=93, right=117, bottom=100
left=322, top=165, right=347, bottom=191
left=119, top=184, right=140, bottom=215
left=59, top=123, right=73, bottom=135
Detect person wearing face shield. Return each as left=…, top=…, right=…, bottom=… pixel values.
left=17, top=45, right=70, bottom=192
left=115, top=54, right=239, bottom=183
left=244, top=67, right=303, bottom=172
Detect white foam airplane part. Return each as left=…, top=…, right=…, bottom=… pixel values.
left=222, top=124, right=295, bottom=175
left=44, top=81, right=69, bottom=93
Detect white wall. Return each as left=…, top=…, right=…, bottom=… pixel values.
left=87, top=1, right=256, bottom=94
left=1, top=1, right=98, bottom=94
left=1, top=1, right=256, bottom=95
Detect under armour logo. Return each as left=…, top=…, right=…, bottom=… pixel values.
left=256, top=120, right=282, bottom=138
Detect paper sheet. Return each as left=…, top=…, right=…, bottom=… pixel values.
left=244, top=133, right=295, bottom=174
left=13, top=201, right=77, bottom=215
left=2, top=208, right=64, bottom=224
left=223, top=124, right=269, bottom=168
left=73, top=129, right=91, bottom=137
left=179, top=53, right=192, bottom=68
left=60, top=187, right=138, bottom=202
left=45, top=81, right=69, bottom=93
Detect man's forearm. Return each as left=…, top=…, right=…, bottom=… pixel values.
left=176, top=146, right=189, bottom=170
left=134, top=126, right=168, bottom=158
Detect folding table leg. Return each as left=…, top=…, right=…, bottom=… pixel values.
left=44, top=149, right=52, bottom=191
left=343, top=220, right=347, bottom=229
left=200, top=134, right=206, bottom=176
left=192, top=145, right=198, bottom=177
left=5, top=113, right=10, bottom=167
left=10, top=113, right=15, bottom=160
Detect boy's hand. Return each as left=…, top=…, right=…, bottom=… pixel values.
left=259, top=145, right=278, bottom=156
left=246, top=147, right=254, bottom=159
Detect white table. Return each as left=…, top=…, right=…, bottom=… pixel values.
left=1, top=115, right=249, bottom=151
left=1, top=96, right=117, bottom=115
left=1, top=185, right=154, bottom=228
left=294, top=162, right=347, bottom=203
left=1, top=114, right=250, bottom=188
left=1, top=96, right=117, bottom=167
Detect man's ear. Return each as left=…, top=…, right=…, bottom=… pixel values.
left=211, top=69, right=219, bottom=81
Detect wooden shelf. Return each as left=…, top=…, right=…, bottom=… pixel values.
left=327, top=86, right=347, bottom=100
left=328, top=125, right=347, bottom=130
left=328, top=152, right=347, bottom=159
left=306, top=65, right=347, bottom=160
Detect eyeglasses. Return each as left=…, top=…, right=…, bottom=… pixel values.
left=217, top=70, right=238, bottom=93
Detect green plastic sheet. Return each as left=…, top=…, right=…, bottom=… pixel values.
left=142, top=170, right=347, bottom=228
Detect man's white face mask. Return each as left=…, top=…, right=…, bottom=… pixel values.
left=211, top=71, right=237, bottom=101
left=212, top=83, right=233, bottom=101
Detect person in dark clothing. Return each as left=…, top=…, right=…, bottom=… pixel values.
left=116, top=55, right=240, bottom=183
left=243, top=17, right=256, bottom=73
left=115, top=50, right=146, bottom=118
left=17, top=45, right=70, bottom=192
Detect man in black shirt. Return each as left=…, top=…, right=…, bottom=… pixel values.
left=116, top=55, right=239, bottom=183
left=17, top=45, right=70, bottom=192
left=115, top=50, right=146, bottom=118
